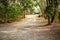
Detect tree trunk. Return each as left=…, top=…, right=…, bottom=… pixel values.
left=51, top=12, right=56, bottom=23
left=58, top=14, right=60, bottom=23
left=47, top=16, right=51, bottom=25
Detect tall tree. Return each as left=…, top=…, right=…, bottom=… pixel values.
left=45, top=0, right=58, bottom=24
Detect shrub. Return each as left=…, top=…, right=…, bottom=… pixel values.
left=0, top=3, right=23, bottom=23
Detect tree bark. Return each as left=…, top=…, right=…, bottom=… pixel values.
left=58, top=14, right=60, bottom=22
left=51, top=11, right=56, bottom=23
left=48, top=16, right=51, bottom=25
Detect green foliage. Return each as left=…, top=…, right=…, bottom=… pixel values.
left=0, top=0, right=36, bottom=23
left=45, top=0, right=60, bottom=23
left=57, top=9, right=60, bottom=14
left=6, top=3, right=23, bottom=21
left=45, top=0, right=58, bottom=17
left=0, top=1, right=23, bottom=22
left=19, top=0, right=35, bottom=12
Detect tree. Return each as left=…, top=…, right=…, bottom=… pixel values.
left=0, top=0, right=23, bottom=23
left=45, top=0, right=59, bottom=24
left=0, top=0, right=9, bottom=22
left=58, top=0, right=60, bottom=22
left=0, top=0, right=35, bottom=23
left=19, top=0, right=35, bottom=15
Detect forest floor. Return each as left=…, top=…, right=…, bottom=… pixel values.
left=0, top=15, right=60, bottom=40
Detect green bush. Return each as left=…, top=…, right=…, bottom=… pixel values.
left=0, top=3, right=23, bottom=23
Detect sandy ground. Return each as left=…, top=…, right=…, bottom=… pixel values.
left=0, top=15, right=60, bottom=40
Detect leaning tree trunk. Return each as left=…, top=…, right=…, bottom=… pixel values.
left=47, top=16, right=51, bottom=25
left=51, top=11, right=56, bottom=23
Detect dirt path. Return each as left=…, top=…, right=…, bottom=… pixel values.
left=0, top=15, right=60, bottom=40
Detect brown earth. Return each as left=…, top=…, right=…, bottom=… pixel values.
left=0, top=15, right=60, bottom=40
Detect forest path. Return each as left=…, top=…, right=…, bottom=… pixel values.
left=0, top=15, right=60, bottom=40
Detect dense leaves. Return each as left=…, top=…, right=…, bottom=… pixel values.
left=0, top=0, right=60, bottom=24
left=0, top=0, right=35, bottom=23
